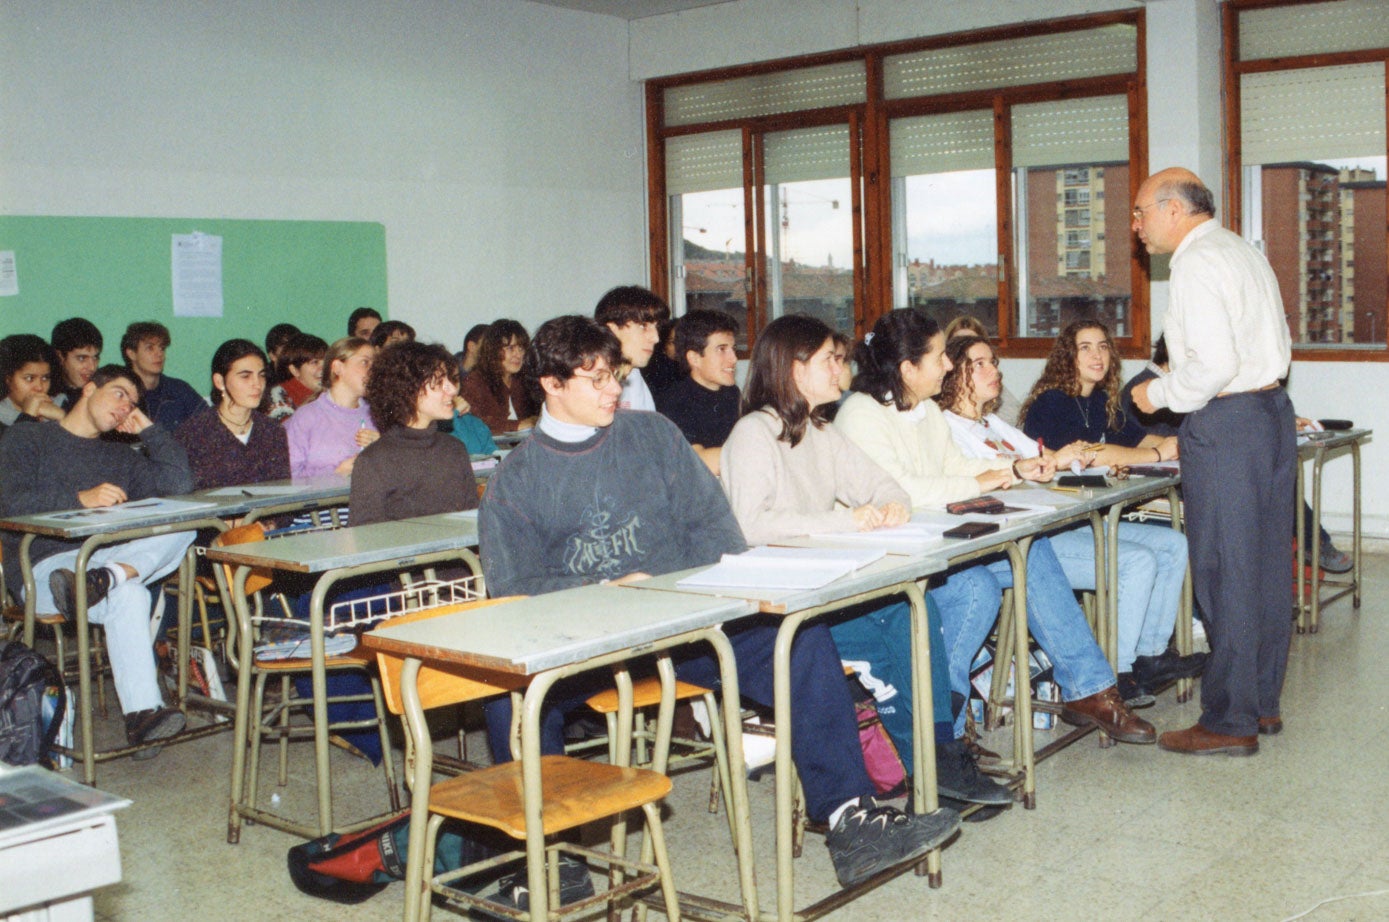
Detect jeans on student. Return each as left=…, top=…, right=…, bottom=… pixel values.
left=30, top=531, right=195, bottom=715
left=486, top=617, right=874, bottom=824
left=1047, top=522, right=1187, bottom=672
left=828, top=593, right=952, bottom=777
left=932, top=536, right=1114, bottom=737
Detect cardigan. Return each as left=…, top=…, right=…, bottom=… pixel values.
left=174, top=407, right=290, bottom=490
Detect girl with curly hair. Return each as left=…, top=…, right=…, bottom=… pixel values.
left=459, top=319, right=539, bottom=434
left=940, top=334, right=1203, bottom=704
left=1019, top=320, right=1177, bottom=468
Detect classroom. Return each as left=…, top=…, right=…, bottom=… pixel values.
left=2, top=1, right=1387, bottom=920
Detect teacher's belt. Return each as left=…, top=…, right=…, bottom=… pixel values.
left=1215, top=382, right=1280, bottom=398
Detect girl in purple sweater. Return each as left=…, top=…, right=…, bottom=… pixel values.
left=284, top=337, right=378, bottom=478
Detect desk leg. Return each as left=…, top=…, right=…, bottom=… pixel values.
left=904, top=580, right=942, bottom=887
left=1352, top=441, right=1362, bottom=609
left=1006, top=538, right=1036, bottom=808
left=1169, top=485, right=1195, bottom=704
left=174, top=544, right=197, bottom=709
left=227, top=566, right=256, bottom=844
left=399, top=657, right=432, bottom=922
left=19, top=533, right=36, bottom=647
left=772, top=611, right=805, bottom=922
left=1092, top=510, right=1113, bottom=668
left=72, top=540, right=98, bottom=786
left=308, top=575, right=335, bottom=838
left=702, top=628, right=759, bottom=921
left=520, top=669, right=563, bottom=922
left=1295, top=459, right=1309, bottom=634
left=1310, top=452, right=1324, bottom=634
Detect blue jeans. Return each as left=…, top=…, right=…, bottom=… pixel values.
left=1048, top=522, right=1187, bottom=672
left=932, top=536, right=1115, bottom=737
left=829, top=594, right=953, bottom=777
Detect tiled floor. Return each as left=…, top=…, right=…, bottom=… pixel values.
left=65, top=554, right=1389, bottom=920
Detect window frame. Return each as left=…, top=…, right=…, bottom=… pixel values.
left=647, top=10, right=1150, bottom=359
left=1223, top=0, right=1389, bottom=361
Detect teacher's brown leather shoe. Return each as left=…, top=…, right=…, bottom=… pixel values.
left=1060, top=686, right=1156, bottom=744
left=1159, top=723, right=1258, bottom=756
left=1257, top=716, right=1283, bottom=735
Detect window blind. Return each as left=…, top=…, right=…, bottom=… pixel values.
left=884, top=24, right=1136, bottom=100
left=764, top=124, right=851, bottom=185
left=889, top=109, right=994, bottom=176
left=1241, top=63, right=1386, bottom=164
left=663, top=60, right=865, bottom=128
left=665, top=130, right=743, bottom=196
left=1012, top=95, right=1129, bottom=170
left=1239, top=0, right=1389, bottom=61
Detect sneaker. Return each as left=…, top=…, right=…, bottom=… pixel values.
left=824, top=797, right=959, bottom=888
left=124, top=707, right=186, bottom=761
left=1116, top=672, right=1156, bottom=709
left=1318, top=542, right=1353, bottom=574
left=934, top=739, right=1012, bottom=805
left=494, top=853, right=594, bottom=912
left=48, top=567, right=116, bottom=618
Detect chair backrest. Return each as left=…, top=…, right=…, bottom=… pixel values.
left=211, top=521, right=274, bottom=596
left=372, top=596, right=529, bottom=716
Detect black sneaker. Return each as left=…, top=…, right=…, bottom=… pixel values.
left=1131, top=651, right=1207, bottom=690
left=49, top=567, right=116, bottom=618
left=934, top=739, right=1013, bottom=805
left=1116, top=672, right=1156, bottom=709
left=494, top=853, right=594, bottom=912
left=1318, top=543, right=1353, bottom=574
left=824, top=797, right=959, bottom=888
left=124, top=707, right=186, bottom=761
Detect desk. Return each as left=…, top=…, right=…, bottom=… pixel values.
left=203, top=514, right=483, bottom=841
left=0, top=477, right=351, bottom=785
left=1294, top=429, right=1371, bottom=634
left=634, top=552, right=949, bottom=922
left=364, top=584, right=761, bottom=922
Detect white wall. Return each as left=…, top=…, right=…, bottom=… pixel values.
left=1, top=0, right=648, bottom=377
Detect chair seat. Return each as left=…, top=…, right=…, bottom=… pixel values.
left=428, top=754, right=671, bottom=838
left=585, top=677, right=711, bottom=713
left=254, top=647, right=374, bottom=671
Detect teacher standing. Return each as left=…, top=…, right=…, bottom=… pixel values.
left=1130, top=167, right=1295, bottom=756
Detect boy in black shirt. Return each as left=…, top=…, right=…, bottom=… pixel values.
left=656, top=309, right=741, bottom=475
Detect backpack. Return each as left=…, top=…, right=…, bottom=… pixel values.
left=0, top=640, right=66, bottom=768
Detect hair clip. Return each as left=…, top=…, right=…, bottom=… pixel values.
left=863, top=331, right=875, bottom=345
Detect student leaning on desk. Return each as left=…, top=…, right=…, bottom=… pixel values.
left=479, top=315, right=958, bottom=904
left=0, top=364, right=195, bottom=757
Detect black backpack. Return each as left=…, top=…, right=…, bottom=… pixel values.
left=0, top=640, right=66, bottom=768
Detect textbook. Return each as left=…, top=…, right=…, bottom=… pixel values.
left=677, top=546, right=886, bottom=591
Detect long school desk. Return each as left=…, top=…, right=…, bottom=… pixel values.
left=631, top=551, right=950, bottom=922
left=1295, top=428, right=1371, bottom=633
left=0, top=476, right=352, bottom=784
left=363, top=584, right=763, bottom=922
left=202, top=512, right=483, bottom=841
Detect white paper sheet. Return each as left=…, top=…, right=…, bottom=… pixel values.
left=172, top=232, right=223, bottom=317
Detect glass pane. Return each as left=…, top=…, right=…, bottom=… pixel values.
left=1013, top=98, right=1132, bottom=339
left=762, top=126, right=856, bottom=337
left=1244, top=158, right=1387, bottom=348
left=889, top=110, right=997, bottom=333
left=669, top=187, right=750, bottom=348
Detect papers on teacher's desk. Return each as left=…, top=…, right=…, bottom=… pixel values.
left=32, top=497, right=217, bottom=524
left=677, top=546, right=887, bottom=591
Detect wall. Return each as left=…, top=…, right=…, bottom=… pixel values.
left=1, top=0, right=648, bottom=383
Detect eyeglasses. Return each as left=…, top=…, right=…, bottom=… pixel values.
left=571, top=369, right=620, bottom=390
left=1131, top=199, right=1171, bottom=221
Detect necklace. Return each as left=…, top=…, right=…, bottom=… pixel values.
left=219, top=407, right=252, bottom=436
left=1074, top=395, right=1091, bottom=430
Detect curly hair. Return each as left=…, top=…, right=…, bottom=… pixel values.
left=475, top=319, right=530, bottom=402
left=936, top=335, right=1002, bottom=418
left=366, top=341, right=458, bottom=431
left=1018, top=319, right=1124, bottom=430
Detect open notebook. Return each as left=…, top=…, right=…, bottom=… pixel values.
left=676, top=545, right=886, bottom=591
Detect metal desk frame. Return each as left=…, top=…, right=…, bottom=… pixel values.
left=1294, top=429, right=1370, bottom=634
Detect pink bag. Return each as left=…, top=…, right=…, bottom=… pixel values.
left=854, top=699, right=908, bottom=797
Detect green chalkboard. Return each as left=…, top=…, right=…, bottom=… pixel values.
left=0, top=216, right=387, bottom=389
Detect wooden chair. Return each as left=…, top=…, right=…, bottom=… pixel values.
left=374, top=599, right=682, bottom=922
left=215, top=522, right=400, bottom=843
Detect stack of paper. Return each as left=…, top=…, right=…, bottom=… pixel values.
left=677, top=546, right=886, bottom=591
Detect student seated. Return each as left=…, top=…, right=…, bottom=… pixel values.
left=1121, top=335, right=1352, bottom=574
left=834, top=310, right=1156, bottom=747
left=594, top=285, right=668, bottom=412
left=175, top=339, right=290, bottom=490
left=0, top=334, right=65, bottom=433
left=458, top=319, right=538, bottom=434
left=0, top=365, right=195, bottom=756
left=263, top=322, right=300, bottom=388
left=655, top=308, right=741, bottom=474
left=352, top=341, right=478, bottom=525
left=720, top=313, right=1013, bottom=810
left=347, top=306, right=382, bottom=341
left=367, top=319, right=415, bottom=350
left=455, top=323, right=489, bottom=380
left=479, top=315, right=959, bottom=897
left=642, top=317, right=682, bottom=398
left=943, top=315, right=1023, bottom=425
left=1019, top=320, right=1178, bottom=468
left=284, top=337, right=378, bottom=478
left=940, top=334, right=1203, bottom=704
left=120, top=321, right=207, bottom=433
left=50, top=317, right=103, bottom=409
left=266, top=333, right=328, bottom=421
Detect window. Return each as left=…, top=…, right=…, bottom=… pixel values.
left=650, top=12, right=1147, bottom=354
left=1226, top=0, right=1389, bottom=354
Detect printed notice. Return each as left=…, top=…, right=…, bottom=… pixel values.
left=172, top=232, right=223, bottom=317
left=0, top=250, right=17, bottom=296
